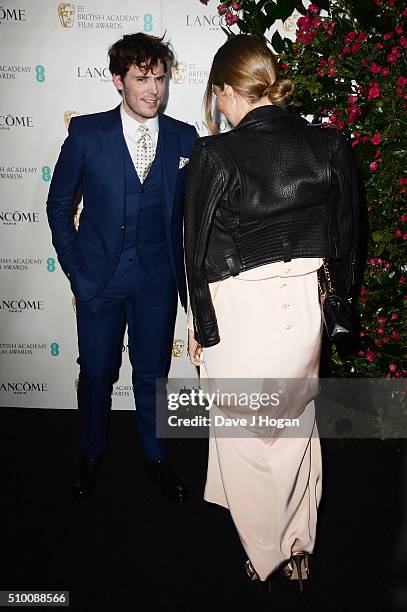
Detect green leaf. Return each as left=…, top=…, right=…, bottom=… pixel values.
left=272, top=30, right=284, bottom=53
left=274, top=0, right=297, bottom=22
left=315, top=0, right=330, bottom=10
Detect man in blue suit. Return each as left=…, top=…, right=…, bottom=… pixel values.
left=47, top=33, right=198, bottom=501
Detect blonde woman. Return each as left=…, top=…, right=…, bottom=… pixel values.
left=184, top=34, right=359, bottom=588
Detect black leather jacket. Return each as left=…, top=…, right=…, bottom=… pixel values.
left=184, top=104, right=359, bottom=347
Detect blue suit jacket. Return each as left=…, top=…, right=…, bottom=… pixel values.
left=47, top=105, right=198, bottom=307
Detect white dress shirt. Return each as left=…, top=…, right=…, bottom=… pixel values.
left=120, top=103, right=159, bottom=170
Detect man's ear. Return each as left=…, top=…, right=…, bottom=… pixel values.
left=112, top=73, right=123, bottom=92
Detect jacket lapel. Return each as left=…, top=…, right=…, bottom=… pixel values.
left=158, top=113, right=180, bottom=218
left=100, top=105, right=125, bottom=215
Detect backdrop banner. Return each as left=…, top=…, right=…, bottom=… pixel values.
left=0, top=0, right=296, bottom=409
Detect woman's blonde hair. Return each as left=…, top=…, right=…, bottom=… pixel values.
left=204, top=34, right=294, bottom=134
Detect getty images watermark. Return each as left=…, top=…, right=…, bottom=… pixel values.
left=166, top=388, right=300, bottom=430
left=156, top=378, right=406, bottom=439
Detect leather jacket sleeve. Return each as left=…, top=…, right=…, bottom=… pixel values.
left=327, top=128, right=360, bottom=295
left=184, top=139, right=224, bottom=347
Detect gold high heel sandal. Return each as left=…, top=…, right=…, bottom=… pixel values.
left=282, top=552, right=309, bottom=592
left=245, top=559, right=259, bottom=581
left=245, top=560, right=273, bottom=595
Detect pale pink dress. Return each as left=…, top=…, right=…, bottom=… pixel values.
left=188, top=258, right=323, bottom=581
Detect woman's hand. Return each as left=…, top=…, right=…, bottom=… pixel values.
left=188, top=328, right=203, bottom=366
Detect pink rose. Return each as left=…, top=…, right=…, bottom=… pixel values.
left=344, top=31, right=356, bottom=44
left=392, top=47, right=401, bottom=57
left=309, top=4, right=320, bottom=13
left=342, top=47, right=351, bottom=55
left=395, top=229, right=403, bottom=237
left=392, top=331, right=401, bottom=340
left=370, top=161, right=380, bottom=171
left=375, top=42, right=384, bottom=49
left=351, top=43, right=361, bottom=54
left=366, top=349, right=376, bottom=362
left=384, top=32, right=393, bottom=40
left=401, top=214, right=407, bottom=222
left=387, top=53, right=397, bottom=64
left=225, top=12, right=238, bottom=25
left=231, top=2, right=241, bottom=10
left=217, top=4, right=227, bottom=15
left=328, top=67, right=335, bottom=77
left=348, top=95, right=358, bottom=103
left=297, top=15, right=312, bottom=30
left=357, top=32, right=367, bottom=42
left=370, top=133, right=382, bottom=145
left=381, top=67, right=390, bottom=76
left=368, top=84, right=381, bottom=99
left=397, top=76, right=407, bottom=86
left=376, top=327, right=385, bottom=335
left=391, top=313, right=399, bottom=320
left=378, top=316, right=387, bottom=323
left=395, top=24, right=403, bottom=34
left=389, top=364, right=397, bottom=372
left=399, top=177, right=407, bottom=185
left=399, top=36, right=407, bottom=48
left=370, top=63, right=382, bottom=74
left=312, top=16, right=321, bottom=27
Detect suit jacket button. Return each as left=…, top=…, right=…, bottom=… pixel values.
left=139, top=188, right=144, bottom=194
left=121, top=225, right=125, bottom=230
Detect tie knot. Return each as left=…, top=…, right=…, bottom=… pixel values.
left=137, top=125, right=150, bottom=141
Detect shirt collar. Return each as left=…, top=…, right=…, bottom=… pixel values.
left=120, top=102, right=159, bottom=137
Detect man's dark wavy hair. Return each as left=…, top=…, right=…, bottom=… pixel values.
left=108, top=32, right=174, bottom=79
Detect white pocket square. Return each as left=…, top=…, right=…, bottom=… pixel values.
left=179, top=157, right=189, bottom=169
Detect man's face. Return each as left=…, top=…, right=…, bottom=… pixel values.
left=113, top=61, right=166, bottom=123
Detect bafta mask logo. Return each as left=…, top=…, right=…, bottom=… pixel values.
left=171, top=62, right=187, bottom=85
left=74, top=377, right=79, bottom=391
left=64, top=110, right=80, bottom=129
left=58, top=2, right=75, bottom=28
left=172, top=338, right=185, bottom=358
left=72, top=296, right=76, bottom=313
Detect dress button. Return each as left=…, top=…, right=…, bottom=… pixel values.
left=281, top=303, right=288, bottom=309
left=285, top=323, right=292, bottom=330
left=121, top=225, right=125, bottom=230
left=279, top=282, right=286, bottom=288
left=284, top=268, right=291, bottom=274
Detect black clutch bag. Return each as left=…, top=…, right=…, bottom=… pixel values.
left=317, top=260, right=352, bottom=341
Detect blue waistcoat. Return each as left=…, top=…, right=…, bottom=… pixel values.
left=122, top=138, right=166, bottom=250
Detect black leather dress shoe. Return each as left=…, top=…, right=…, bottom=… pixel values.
left=146, top=459, right=186, bottom=502
left=71, top=455, right=102, bottom=500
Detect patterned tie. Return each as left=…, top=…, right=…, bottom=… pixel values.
left=135, top=125, right=155, bottom=183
